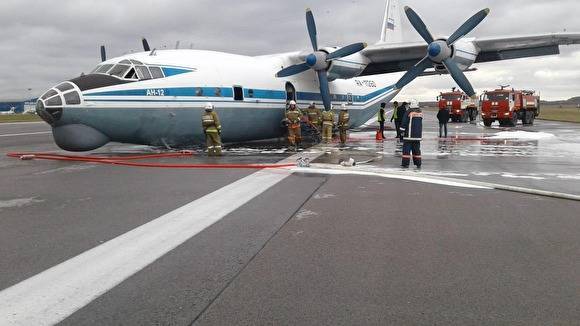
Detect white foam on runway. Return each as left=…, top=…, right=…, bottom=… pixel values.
left=292, top=165, right=491, bottom=190
left=487, top=131, right=556, bottom=140
left=0, top=151, right=322, bottom=326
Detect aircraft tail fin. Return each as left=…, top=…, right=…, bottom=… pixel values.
left=379, top=0, right=403, bottom=43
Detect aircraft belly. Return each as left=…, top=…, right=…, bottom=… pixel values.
left=59, top=106, right=287, bottom=147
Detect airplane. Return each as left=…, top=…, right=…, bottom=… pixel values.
left=34, top=0, right=580, bottom=151
left=0, top=107, right=17, bottom=115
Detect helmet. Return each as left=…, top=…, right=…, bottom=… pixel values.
left=204, top=102, right=214, bottom=111
left=289, top=100, right=296, bottom=106
left=309, top=101, right=315, bottom=106
left=341, top=103, right=347, bottom=110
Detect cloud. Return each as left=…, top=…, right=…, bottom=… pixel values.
left=0, top=0, right=579, bottom=101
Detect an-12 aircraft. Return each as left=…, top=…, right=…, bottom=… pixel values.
left=35, top=0, right=580, bottom=151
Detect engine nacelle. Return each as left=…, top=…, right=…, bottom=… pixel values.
left=323, top=47, right=370, bottom=81
left=434, top=39, right=479, bottom=73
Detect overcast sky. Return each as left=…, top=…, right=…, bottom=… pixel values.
left=1, top=0, right=579, bottom=101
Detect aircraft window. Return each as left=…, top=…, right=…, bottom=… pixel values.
left=149, top=66, right=164, bottom=79
left=64, top=92, right=81, bottom=105
left=124, top=68, right=138, bottom=80
left=109, top=64, right=130, bottom=78
left=215, top=88, right=221, bottom=97
left=130, top=59, right=143, bottom=65
left=56, top=83, right=74, bottom=92
left=95, top=64, right=114, bottom=74
left=41, top=89, right=58, bottom=100
left=233, top=86, right=244, bottom=101
left=135, top=66, right=151, bottom=80
left=119, top=59, right=132, bottom=64
left=248, top=89, right=254, bottom=98
left=46, top=96, right=62, bottom=106
left=195, top=88, right=203, bottom=96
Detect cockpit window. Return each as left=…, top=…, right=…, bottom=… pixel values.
left=64, top=91, right=81, bottom=105
left=135, top=66, right=151, bottom=80
left=94, top=64, right=113, bottom=74
left=119, top=59, right=132, bottom=64
left=46, top=96, right=62, bottom=106
left=130, top=59, right=143, bottom=65
left=124, top=68, right=138, bottom=80
left=109, top=64, right=130, bottom=78
left=149, top=66, right=164, bottom=79
left=56, top=83, right=74, bottom=92
left=41, top=89, right=58, bottom=100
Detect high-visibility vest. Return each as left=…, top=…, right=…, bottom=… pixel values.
left=377, top=108, right=385, bottom=122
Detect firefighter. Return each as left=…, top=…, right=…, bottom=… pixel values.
left=305, top=101, right=322, bottom=140
left=377, top=102, right=386, bottom=138
left=321, top=106, right=335, bottom=143
left=400, top=100, right=423, bottom=168
left=338, top=103, right=350, bottom=146
left=285, top=100, right=303, bottom=150
left=201, top=102, right=222, bottom=156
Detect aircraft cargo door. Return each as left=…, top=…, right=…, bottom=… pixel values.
left=285, top=82, right=296, bottom=105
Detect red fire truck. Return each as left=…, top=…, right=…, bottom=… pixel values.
left=437, top=88, right=478, bottom=123
left=480, top=86, right=540, bottom=127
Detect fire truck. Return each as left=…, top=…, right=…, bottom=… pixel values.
left=437, top=88, right=479, bottom=123
left=480, top=86, right=540, bottom=127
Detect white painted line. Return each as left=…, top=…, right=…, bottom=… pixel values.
left=0, top=151, right=321, bottom=326
left=0, top=131, right=51, bottom=137
left=0, top=121, right=45, bottom=126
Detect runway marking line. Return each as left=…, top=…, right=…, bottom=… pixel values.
left=0, top=151, right=322, bottom=326
left=0, top=131, right=51, bottom=137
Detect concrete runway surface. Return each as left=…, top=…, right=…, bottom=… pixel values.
left=0, top=115, right=579, bottom=325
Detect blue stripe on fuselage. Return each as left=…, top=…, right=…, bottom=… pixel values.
left=85, top=85, right=394, bottom=104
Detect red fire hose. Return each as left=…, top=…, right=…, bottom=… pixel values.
left=6, top=151, right=296, bottom=169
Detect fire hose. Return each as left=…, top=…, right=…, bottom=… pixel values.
left=6, top=151, right=296, bottom=169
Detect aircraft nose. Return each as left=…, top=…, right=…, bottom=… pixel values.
left=36, top=81, right=83, bottom=125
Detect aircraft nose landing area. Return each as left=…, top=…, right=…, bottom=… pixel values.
left=1, top=117, right=580, bottom=325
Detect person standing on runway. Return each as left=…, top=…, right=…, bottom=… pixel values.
left=400, top=100, right=423, bottom=168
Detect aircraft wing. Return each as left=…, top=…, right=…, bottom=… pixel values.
left=359, top=32, right=580, bottom=76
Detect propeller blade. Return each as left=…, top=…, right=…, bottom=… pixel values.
left=317, top=70, right=331, bottom=111
left=404, top=6, right=434, bottom=44
left=326, top=42, right=368, bottom=61
left=447, top=8, right=490, bottom=45
left=276, top=63, right=311, bottom=77
left=395, top=56, right=432, bottom=89
left=442, top=58, right=475, bottom=96
left=142, top=38, right=151, bottom=52
left=305, top=8, right=318, bottom=51
left=100, top=45, right=106, bottom=62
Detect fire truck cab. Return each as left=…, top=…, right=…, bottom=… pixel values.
left=480, top=87, right=540, bottom=127
left=437, top=88, right=479, bottom=123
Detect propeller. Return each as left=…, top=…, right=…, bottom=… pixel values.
left=276, top=8, right=367, bottom=110
left=394, top=7, right=490, bottom=97
left=100, top=45, right=107, bottom=62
